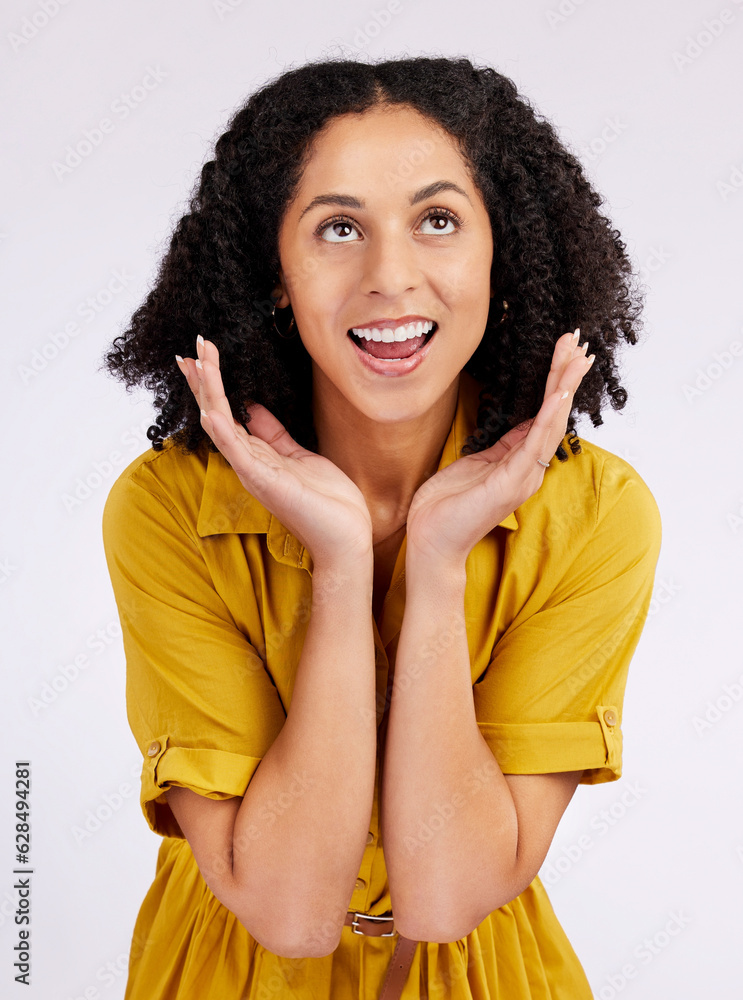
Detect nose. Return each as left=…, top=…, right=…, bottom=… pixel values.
left=357, top=228, right=421, bottom=298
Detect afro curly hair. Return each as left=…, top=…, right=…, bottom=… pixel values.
left=101, top=55, right=643, bottom=463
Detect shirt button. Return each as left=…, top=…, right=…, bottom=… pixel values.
left=366, top=831, right=374, bottom=845
left=147, top=741, right=161, bottom=757
left=355, top=878, right=366, bottom=891
left=603, top=709, right=618, bottom=727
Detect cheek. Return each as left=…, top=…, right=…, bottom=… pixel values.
left=436, top=250, right=490, bottom=303
left=291, top=278, right=335, bottom=326
left=280, top=245, right=328, bottom=301
left=305, top=270, right=347, bottom=312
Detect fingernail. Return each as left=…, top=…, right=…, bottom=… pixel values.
left=175, top=355, right=183, bottom=364
left=571, top=328, right=580, bottom=342
left=560, top=389, right=569, bottom=399
left=197, top=335, right=205, bottom=346
left=580, top=341, right=589, bottom=355
left=200, top=409, right=208, bottom=417
left=195, top=359, right=203, bottom=370
left=586, top=354, right=595, bottom=367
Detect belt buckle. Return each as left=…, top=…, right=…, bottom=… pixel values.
left=351, top=911, right=397, bottom=937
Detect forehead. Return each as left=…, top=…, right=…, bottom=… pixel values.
left=296, top=104, right=470, bottom=188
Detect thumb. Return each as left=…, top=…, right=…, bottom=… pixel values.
left=496, top=419, right=533, bottom=452
left=474, top=420, right=532, bottom=465
left=241, top=402, right=303, bottom=457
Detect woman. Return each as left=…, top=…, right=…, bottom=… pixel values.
left=102, top=55, right=661, bottom=999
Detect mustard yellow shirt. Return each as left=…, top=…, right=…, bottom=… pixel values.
left=102, top=370, right=662, bottom=999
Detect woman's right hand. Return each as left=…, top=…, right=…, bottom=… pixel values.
left=176, top=336, right=374, bottom=569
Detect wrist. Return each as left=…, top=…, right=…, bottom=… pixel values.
left=310, top=553, right=374, bottom=591
left=405, top=543, right=468, bottom=587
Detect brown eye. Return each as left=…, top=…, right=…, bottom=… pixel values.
left=419, top=208, right=461, bottom=235
left=317, top=216, right=360, bottom=243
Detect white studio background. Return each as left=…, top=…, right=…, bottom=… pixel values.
left=2, top=1, right=741, bottom=997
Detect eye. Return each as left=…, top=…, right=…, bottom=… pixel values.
left=419, top=208, right=461, bottom=235
left=314, top=206, right=463, bottom=244
left=316, top=216, right=361, bottom=243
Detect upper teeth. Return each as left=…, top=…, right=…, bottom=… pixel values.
left=350, top=320, right=435, bottom=342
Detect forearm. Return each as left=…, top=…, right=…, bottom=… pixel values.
left=381, top=553, right=519, bottom=942
left=231, top=558, right=377, bottom=951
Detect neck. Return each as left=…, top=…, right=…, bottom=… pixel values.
left=311, top=370, right=461, bottom=530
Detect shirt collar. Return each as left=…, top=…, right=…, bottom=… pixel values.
left=195, top=371, right=519, bottom=557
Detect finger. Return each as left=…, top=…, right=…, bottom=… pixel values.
left=193, top=337, right=236, bottom=426
left=203, top=408, right=283, bottom=494
left=517, top=351, right=595, bottom=473
left=175, top=348, right=213, bottom=414
left=176, top=339, right=246, bottom=457
left=174, top=354, right=200, bottom=398
left=543, top=328, right=589, bottom=402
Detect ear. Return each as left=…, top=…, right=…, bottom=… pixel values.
left=272, top=269, right=291, bottom=309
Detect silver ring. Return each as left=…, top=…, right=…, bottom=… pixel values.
left=536, top=458, right=550, bottom=469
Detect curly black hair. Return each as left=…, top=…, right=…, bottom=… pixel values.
left=101, top=54, right=643, bottom=462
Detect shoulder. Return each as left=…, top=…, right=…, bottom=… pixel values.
left=537, top=433, right=658, bottom=525
left=102, top=437, right=210, bottom=538
left=511, top=433, right=662, bottom=569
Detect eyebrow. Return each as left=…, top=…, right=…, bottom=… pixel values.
left=298, top=180, right=472, bottom=221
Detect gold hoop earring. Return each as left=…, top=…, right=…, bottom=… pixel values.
left=486, top=299, right=509, bottom=330
left=270, top=293, right=297, bottom=339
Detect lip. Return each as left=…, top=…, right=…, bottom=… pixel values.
left=349, top=314, right=435, bottom=331
left=348, top=325, right=437, bottom=376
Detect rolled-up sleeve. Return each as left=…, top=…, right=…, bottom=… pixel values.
left=102, top=472, right=286, bottom=837
left=474, top=461, right=662, bottom=785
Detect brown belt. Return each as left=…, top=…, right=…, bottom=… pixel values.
left=343, top=911, right=418, bottom=999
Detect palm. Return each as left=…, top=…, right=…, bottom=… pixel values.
left=407, top=427, right=530, bottom=561
left=176, top=340, right=372, bottom=566
left=178, top=329, right=594, bottom=568
left=407, top=330, right=596, bottom=564
left=230, top=407, right=373, bottom=555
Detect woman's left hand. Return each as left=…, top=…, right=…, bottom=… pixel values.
left=406, top=329, right=594, bottom=566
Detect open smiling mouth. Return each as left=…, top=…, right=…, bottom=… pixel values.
left=346, top=321, right=438, bottom=361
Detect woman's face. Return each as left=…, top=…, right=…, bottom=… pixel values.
left=275, top=103, right=495, bottom=424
